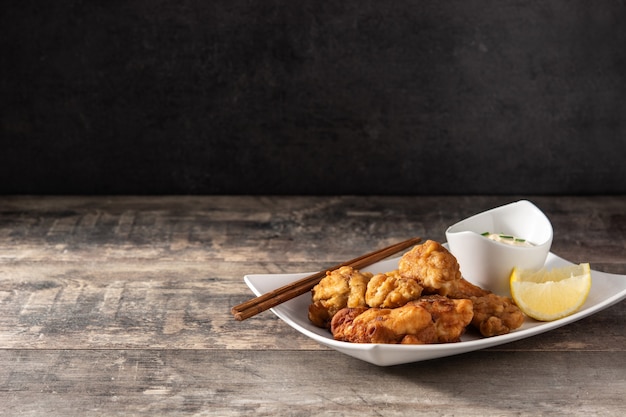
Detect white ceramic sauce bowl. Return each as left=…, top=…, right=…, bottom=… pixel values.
left=445, top=200, right=553, bottom=296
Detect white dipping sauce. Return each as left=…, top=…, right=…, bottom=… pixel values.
left=481, top=232, right=534, bottom=247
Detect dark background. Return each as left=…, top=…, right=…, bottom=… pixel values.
left=1, top=0, right=625, bottom=195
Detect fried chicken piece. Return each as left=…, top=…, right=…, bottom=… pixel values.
left=398, top=240, right=464, bottom=296
left=470, top=293, right=525, bottom=337
left=309, top=266, right=423, bottom=328
left=331, top=295, right=473, bottom=344
left=398, top=239, right=525, bottom=337
left=331, top=304, right=436, bottom=344
left=408, top=295, right=474, bottom=343
left=308, top=266, right=373, bottom=328
left=444, top=276, right=491, bottom=299
left=430, top=269, right=524, bottom=337
left=365, top=270, right=423, bottom=308
left=399, top=239, right=488, bottom=298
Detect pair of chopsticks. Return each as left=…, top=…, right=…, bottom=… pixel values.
left=231, top=237, right=422, bottom=321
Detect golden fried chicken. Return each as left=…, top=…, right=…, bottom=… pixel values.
left=398, top=240, right=525, bottom=337
left=331, top=304, right=435, bottom=344
left=398, top=240, right=464, bottom=296
left=427, top=272, right=524, bottom=337
left=331, top=295, right=473, bottom=344
left=408, top=295, right=474, bottom=343
left=469, top=293, right=525, bottom=337
left=399, top=240, right=489, bottom=298
left=308, top=266, right=373, bottom=328
left=310, top=239, right=525, bottom=340
left=365, top=270, right=423, bottom=308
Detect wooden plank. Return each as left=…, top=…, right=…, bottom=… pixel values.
left=0, top=195, right=625, bottom=416
left=0, top=261, right=320, bottom=350
left=0, top=257, right=624, bottom=351
left=1, top=349, right=624, bottom=416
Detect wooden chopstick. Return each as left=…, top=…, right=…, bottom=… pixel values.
left=231, top=237, right=422, bottom=321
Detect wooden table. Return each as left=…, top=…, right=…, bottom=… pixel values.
left=1, top=195, right=624, bottom=416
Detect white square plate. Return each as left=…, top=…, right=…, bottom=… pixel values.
left=244, top=252, right=626, bottom=366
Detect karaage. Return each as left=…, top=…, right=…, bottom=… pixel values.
left=398, top=240, right=525, bottom=337
left=365, top=270, right=423, bottom=308
left=310, top=239, right=526, bottom=342
left=398, top=240, right=464, bottom=296
left=331, top=295, right=473, bottom=344
left=331, top=304, right=435, bottom=344
left=470, top=293, right=525, bottom=337
left=408, top=295, right=474, bottom=343
left=308, top=266, right=373, bottom=328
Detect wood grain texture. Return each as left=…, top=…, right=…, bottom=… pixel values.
left=1, top=350, right=624, bottom=416
left=0, top=195, right=625, bottom=416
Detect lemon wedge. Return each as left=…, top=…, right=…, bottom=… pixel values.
left=510, top=263, right=592, bottom=321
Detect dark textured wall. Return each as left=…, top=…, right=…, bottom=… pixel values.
left=1, top=1, right=625, bottom=195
